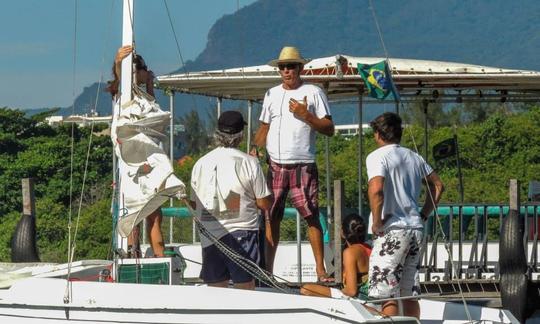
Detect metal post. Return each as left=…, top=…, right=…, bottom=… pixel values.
left=323, top=83, right=332, bottom=228
left=454, top=128, right=464, bottom=203
left=423, top=100, right=429, bottom=162
left=217, top=97, right=222, bottom=117
left=247, top=100, right=252, bottom=153
left=169, top=92, right=175, bottom=244
left=325, top=138, right=331, bottom=220
left=333, top=180, right=344, bottom=283
left=296, top=211, right=302, bottom=283
left=358, top=89, right=364, bottom=215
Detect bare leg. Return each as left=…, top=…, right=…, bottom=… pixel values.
left=402, top=300, right=420, bottom=319
left=264, top=218, right=281, bottom=273
left=208, top=280, right=229, bottom=288
left=127, top=224, right=141, bottom=258
left=381, top=300, right=399, bottom=316
left=300, top=283, right=331, bottom=297
left=146, top=210, right=164, bottom=257
left=305, top=217, right=327, bottom=280
left=233, top=280, right=255, bottom=290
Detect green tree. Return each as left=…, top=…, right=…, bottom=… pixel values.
left=179, top=110, right=210, bottom=155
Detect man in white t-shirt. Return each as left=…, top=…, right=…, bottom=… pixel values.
left=252, top=46, right=335, bottom=282
left=366, top=112, right=444, bottom=318
left=191, top=111, right=272, bottom=290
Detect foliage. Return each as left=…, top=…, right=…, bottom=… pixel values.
left=0, top=108, right=112, bottom=262
left=178, top=110, right=210, bottom=155
left=1, top=106, right=539, bottom=261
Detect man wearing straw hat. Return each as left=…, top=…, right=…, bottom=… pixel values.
left=252, top=46, right=335, bottom=282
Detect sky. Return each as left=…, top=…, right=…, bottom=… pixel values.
left=0, top=0, right=256, bottom=110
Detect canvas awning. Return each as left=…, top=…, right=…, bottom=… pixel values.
left=156, top=55, right=540, bottom=102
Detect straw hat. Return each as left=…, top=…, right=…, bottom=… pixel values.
left=268, top=46, right=310, bottom=67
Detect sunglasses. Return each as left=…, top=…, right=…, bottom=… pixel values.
left=278, top=63, right=299, bottom=71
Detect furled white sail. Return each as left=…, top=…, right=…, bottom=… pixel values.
left=111, top=88, right=185, bottom=237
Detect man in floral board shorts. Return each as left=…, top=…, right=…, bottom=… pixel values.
left=366, top=112, right=444, bottom=318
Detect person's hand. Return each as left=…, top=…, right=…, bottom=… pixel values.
left=371, top=220, right=384, bottom=237
left=115, top=45, right=133, bottom=64
left=289, top=96, right=309, bottom=120
left=249, top=145, right=258, bottom=157
left=249, top=145, right=265, bottom=159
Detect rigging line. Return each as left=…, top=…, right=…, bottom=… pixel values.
left=401, top=103, right=472, bottom=322
left=162, top=0, right=199, bottom=111
left=64, top=0, right=117, bottom=295
left=64, top=0, right=79, bottom=304
left=66, top=0, right=78, bottom=296
left=367, top=0, right=389, bottom=60
left=194, top=216, right=290, bottom=293
left=367, top=1, right=472, bottom=320
left=183, top=201, right=291, bottom=292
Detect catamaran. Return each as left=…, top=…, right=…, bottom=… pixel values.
left=1, top=0, right=539, bottom=323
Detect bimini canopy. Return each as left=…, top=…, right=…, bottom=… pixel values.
left=156, top=55, right=540, bottom=103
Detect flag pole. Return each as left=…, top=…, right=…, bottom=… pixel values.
left=453, top=126, right=464, bottom=203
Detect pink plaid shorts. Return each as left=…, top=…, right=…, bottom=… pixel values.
left=267, top=160, right=319, bottom=221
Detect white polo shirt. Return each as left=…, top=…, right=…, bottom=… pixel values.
left=259, top=83, right=331, bottom=164
left=366, top=144, right=433, bottom=230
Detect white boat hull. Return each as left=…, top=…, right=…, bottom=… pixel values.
left=0, top=278, right=418, bottom=324
left=0, top=277, right=525, bottom=324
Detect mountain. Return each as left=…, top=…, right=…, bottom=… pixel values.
left=187, top=0, right=540, bottom=71
left=27, top=0, right=540, bottom=124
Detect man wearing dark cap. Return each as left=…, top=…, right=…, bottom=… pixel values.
left=190, top=111, right=272, bottom=290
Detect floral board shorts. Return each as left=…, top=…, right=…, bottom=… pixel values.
left=368, top=228, right=423, bottom=299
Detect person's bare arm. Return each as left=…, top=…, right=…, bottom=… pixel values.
left=341, top=249, right=359, bottom=297
left=256, top=196, right=272, bottom=211
left=253, top=122, right=269, bottom=148
left=115, top=45, right=133, bottom=81
left=251, top=122, right=270, bottom=157
left=368, top=176, right=385, bottom=236
left=289, top=97, right=334, bottom=136
left=420, top=171, right=445, bottom=219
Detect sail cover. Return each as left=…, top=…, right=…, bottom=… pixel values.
left=111, top=89, right=185, bottom=237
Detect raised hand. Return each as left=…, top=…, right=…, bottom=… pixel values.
left=288, top=96, right=309, bottom=120
left=115, top=45, right=133, bottom=64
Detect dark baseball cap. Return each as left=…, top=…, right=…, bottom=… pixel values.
left=218, top=111, right=246, bottom=134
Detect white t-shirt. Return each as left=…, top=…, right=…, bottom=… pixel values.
left=190, top=147, right=271, bottom=247
left=366, top=144, right=434, bottom=230
left=259, top=83, right=331, bottom=164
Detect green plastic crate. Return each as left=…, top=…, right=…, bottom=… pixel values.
left=117, top=262, right=170, bottom=284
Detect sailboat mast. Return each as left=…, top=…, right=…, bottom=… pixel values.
left=116, top=0, right=134, bottom=252
left=120, top=0, right=133, bottom=106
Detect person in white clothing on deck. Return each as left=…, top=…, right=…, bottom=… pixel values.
left=191, top=111, right=272, bottom=290
left=252, top=46, right=335, bottom=282
left=107, top=45, right=165, bottom=258
left=366, top=112, right=444, bottom=319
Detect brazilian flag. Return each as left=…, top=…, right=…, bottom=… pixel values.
left=358, top=60, right=400, bottom=101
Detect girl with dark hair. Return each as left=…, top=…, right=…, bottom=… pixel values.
left=106, top=45, right=155, bottom=98
left=300, top=213, right=371, bottom=298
